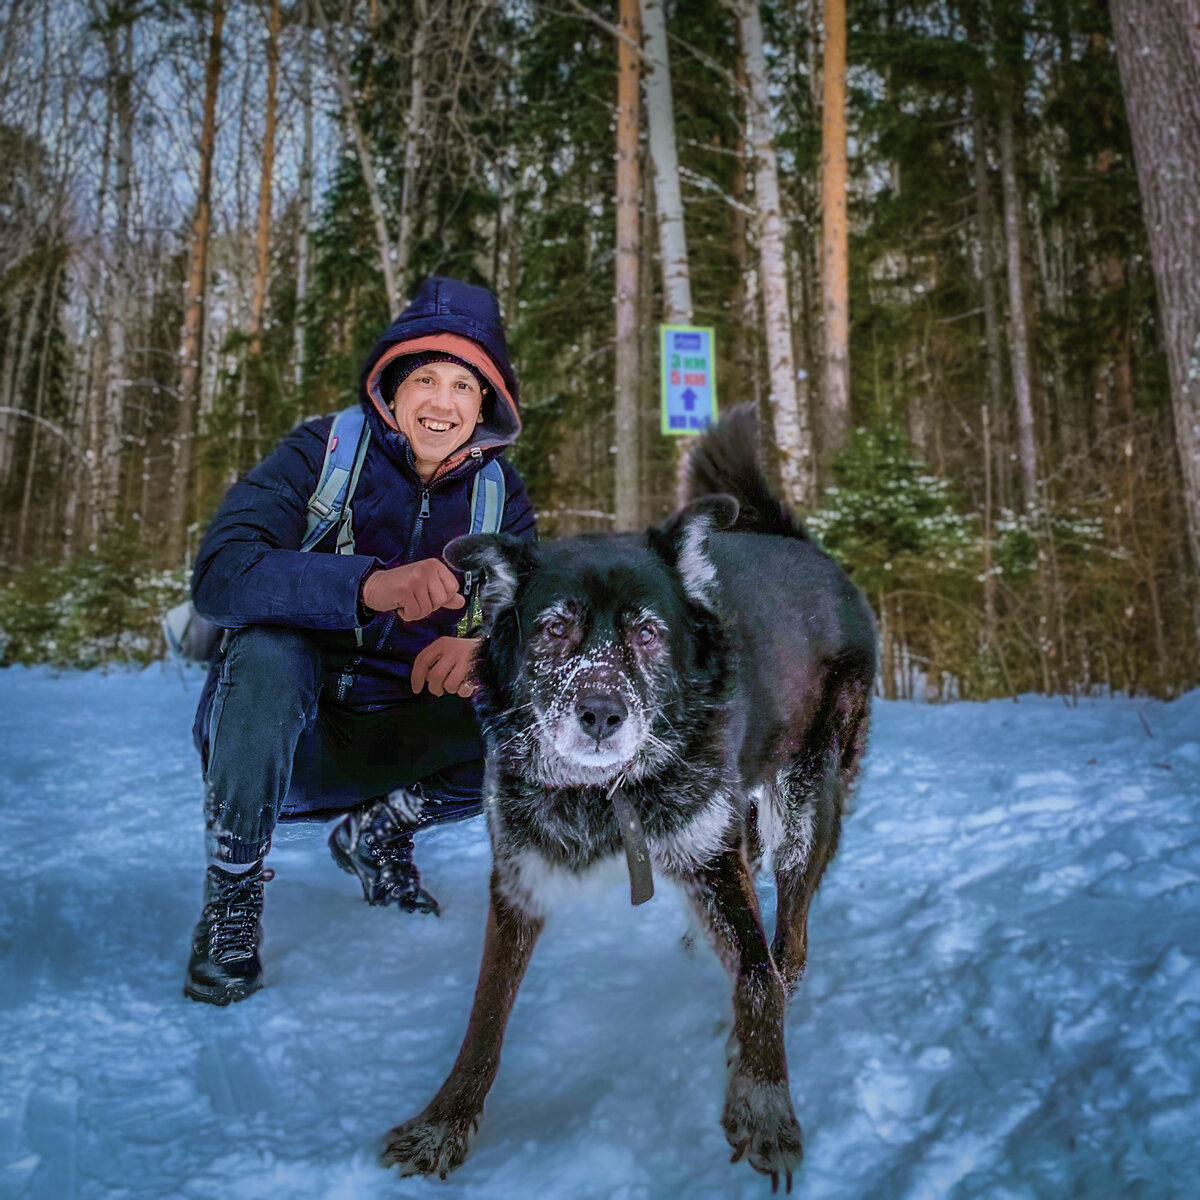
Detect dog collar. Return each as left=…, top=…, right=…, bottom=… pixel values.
left=607, top=781, right=654, bottom=906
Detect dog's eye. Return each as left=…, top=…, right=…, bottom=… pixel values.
left=635, top=624, right=659, bottom=647
left=545, top=618, right=570, bottom=639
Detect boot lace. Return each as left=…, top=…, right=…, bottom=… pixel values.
left=351, top=795, right=418, bottom=865
left=204, top=871, right=264, bottom=963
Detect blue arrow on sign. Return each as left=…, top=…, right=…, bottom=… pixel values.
left=681, top=387, right=697, bottom=411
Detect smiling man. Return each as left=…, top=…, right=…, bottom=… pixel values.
left=184, top=277, right=535, bottom=1005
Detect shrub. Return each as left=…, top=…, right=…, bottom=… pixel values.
left=0, top=545, right=188, bottom=669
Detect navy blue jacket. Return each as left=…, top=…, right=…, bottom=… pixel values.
left=192, top=278, right=536, bottom=710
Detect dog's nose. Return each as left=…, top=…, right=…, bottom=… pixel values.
left=575, top=691, right=628, bottom=743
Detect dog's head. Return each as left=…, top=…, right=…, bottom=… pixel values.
left=446, top=496, right=737, bottom=789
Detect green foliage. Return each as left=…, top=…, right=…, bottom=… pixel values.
left=808, top=425, right=980, bottom=598
left=0, top=537, right=188, bottom=669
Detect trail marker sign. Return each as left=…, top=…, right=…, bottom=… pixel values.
left=660, top=325, right=717, bottom=436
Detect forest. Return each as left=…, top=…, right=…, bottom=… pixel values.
left=0, top=0, right=1197, bottom=699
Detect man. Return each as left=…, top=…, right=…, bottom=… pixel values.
left=184, top=277, right=535, bottom=1005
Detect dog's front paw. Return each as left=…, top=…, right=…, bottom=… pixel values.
left=722, top=1077, right=803, bottom=1193
left=380, top=1107, right=479, bottom=1179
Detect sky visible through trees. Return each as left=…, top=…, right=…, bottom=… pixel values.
left=0, top=0, right=1196, bottom=699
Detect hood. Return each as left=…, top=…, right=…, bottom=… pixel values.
left=359, top=277, right=521, bottom=481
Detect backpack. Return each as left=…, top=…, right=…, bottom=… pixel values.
left=162, top=407, right=507, bottom=664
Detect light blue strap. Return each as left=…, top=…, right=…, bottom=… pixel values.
left=335, top=415, right=372, bottom=555
left=301, top=408, right=369, bottom=552
left=470, top=459, right=507, bottom=536
left=461, top=459, right=507, bottom=609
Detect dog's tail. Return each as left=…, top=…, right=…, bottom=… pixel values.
left=685, top=403, right=809, bottom=541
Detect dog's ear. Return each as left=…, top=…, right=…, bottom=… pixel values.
left=444, top=533, right=535, bottom=613
left=649, top=494, right=738, bottom=608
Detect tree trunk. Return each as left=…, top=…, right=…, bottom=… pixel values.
left=294, top=0, right=315, bottom=393
left=61, top=300, right=97, bottom=560
left=819, top=0, right=850, bottom=480
left=614, top=0, right=641, bottom=532
left=396, top=0, right=429, bottom=295
left=970, top=94, right=1004, bottom=424
left=313, top=0, right=399, bottom=314
left=997, top=88, right=1039, bottom=509
left=16, top=262, right=62, bottom=560
left=730, top=56, right=754, bottom=387
left=638, top=140, right=658, bottom=523
left=168, top=0, right=225, bottom=564
left=981, top=403, right=997, bottom=651
left=640, top=0, right=692, bottom=326
left=0, top=295, right=22, bottom=490
left=12, top=274, right=47, bottom=490
left=100, top=0, right=135, bottom=535
left=739, top=0, right=813, bottom=509
left=1110, top=0, right=1200, bottom=582
left=248, top=0, right=281, bottom=357
left=640, top=0, right=694, bottom=487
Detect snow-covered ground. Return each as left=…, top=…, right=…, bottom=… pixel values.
left=1, top=666, right=1198, bottom=1200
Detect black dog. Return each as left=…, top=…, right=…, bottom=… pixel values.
left=382, top=406, right=876, bottom=1190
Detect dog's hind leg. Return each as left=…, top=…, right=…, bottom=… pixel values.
left=380, top=873, right=544, bottom=1178
left=681, top=848, right=803, bottom=1191
left=770, top=684, right=870, bottom=999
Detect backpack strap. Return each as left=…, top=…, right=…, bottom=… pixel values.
left=301, top=407, right=371, bottom=553
left=168, top=409, right=372, bottom=665
left=469, top=458, right=507, bottom=536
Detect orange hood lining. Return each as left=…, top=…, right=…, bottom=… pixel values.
left=365, top=333, right=520, bottom=440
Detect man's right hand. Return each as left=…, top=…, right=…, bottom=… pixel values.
left=361, top=559, right=466, bottom=623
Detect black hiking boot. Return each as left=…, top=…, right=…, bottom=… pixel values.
left=328, top=793, right=440, bottom=916
left=184, top=862, right=268, bottom=1005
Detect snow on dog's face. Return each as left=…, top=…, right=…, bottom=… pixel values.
left=445, top=497, right=737, bottom=790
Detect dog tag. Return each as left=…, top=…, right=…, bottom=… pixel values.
left=609, top=785, right=654, bottom=906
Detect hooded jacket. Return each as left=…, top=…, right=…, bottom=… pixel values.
left=192, top=277, right=536, bottom=711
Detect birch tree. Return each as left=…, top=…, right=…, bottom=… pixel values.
left=640, top=0, right=692, bottom=326
left=969, top=88, right=1003, bottom=427
left=1110, top=0, right=1200, bottom=582
left=614, top=0, right=641, bottom=531
left=997, top=83, right=1038, bottom=508
left=96, top=0, right=135, bottom=534
left=737, top=0, right=813, bottom=508
left=640, top=0, right=694, bottom=491
left=169, top=0, right=226, bottom=563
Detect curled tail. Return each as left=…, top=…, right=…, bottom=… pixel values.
left=685, top=404, right=809, bottom=541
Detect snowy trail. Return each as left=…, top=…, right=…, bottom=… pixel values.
left=1, top=666, right=1198, bottom=1200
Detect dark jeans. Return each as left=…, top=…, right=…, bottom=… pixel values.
left=195, top=627, right=484, bottom=865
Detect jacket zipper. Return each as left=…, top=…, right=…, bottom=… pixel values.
left=372, top=486, right=431, bottom=655
left=338, top=451, right=482, bottom=700
left=364, top=459, right=488, bottom=679
left=407, top=488, right=431, bottom=559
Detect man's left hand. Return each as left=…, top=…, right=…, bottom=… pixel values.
left=411, top=637, right=480, bottom=698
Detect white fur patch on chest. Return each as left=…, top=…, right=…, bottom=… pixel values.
left=652, top=794, right=737, bottom=874
left=494, top=793, right=736, bottom=917
left=498, top=847, right=629, bottom=917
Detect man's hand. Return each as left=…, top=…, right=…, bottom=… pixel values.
left=362, top=559, right=466, bottom=623
left=411, top=637, right=480, bottom=698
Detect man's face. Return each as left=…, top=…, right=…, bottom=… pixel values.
left=390, top=359, right=486, bottom=480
